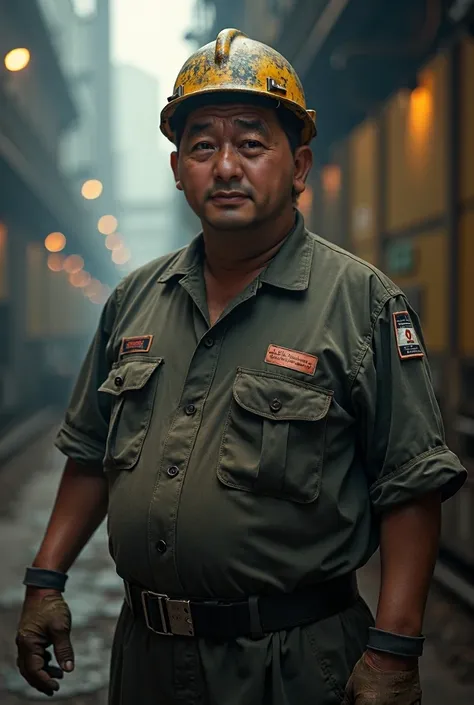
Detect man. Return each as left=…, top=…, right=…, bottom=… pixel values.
left=15, top=28, right=466, bottom=705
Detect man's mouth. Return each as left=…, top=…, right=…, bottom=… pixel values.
left=210, top=191, right=250, bottom=202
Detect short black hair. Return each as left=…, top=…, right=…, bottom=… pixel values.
left=170, top=93, right=302, bottom=155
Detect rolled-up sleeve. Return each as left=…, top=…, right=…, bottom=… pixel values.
left=351, top=294, right=467, bottom=512
left=54, top=290, right=119, bottom=467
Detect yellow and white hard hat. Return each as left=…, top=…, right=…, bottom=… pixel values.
left=160, top=28, right=317, bottom=145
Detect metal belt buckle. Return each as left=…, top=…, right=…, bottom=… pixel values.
left=141, top=591, right=194, bottom=637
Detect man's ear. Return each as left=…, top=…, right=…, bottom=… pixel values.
left=293, top=145, right=313, bottom=197
left=170, top=151, right=182, bottom=191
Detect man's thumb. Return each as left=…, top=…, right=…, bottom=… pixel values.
left=52, top=631, right=75, bottom=672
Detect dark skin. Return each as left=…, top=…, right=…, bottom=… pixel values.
left=16, top=101, right=442, bottom=698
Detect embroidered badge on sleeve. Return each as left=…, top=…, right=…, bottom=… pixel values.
left=392, top=312, right=424, bottom=359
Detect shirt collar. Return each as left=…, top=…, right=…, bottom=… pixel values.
left=156, top=210, right=313, bottom=291
left=259, top=210, right=313, bottom=291
left=156, top=236, right=203, bottom=283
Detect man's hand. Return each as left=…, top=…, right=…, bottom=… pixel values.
left=15, top=588, right=74, bottom=697
left=343, top=650, right=422, bottom=704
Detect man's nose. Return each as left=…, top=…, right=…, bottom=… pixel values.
left=212, top=143, right=243, bottom=183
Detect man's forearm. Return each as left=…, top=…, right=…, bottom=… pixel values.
left=375, top=490, right=442, bottom=637
left=32, top=458, right=108, bottom=574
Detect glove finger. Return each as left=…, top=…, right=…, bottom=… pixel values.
left=51, top=629, right=75, bottom=672
left=19, top=649, right=60, bottom=696
left=45, top=664, right=64, bottom=679
left=43, top=650, right=64, bottom=679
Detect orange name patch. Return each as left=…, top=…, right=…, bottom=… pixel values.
left=265, top=344, right=318, bottom=376
left=120, top=335, right=153, bottom=355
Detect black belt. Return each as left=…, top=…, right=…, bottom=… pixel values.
left=124, top=574, right=358, bottom=639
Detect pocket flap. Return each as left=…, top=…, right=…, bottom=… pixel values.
left=233, top=368, right=332, bottom=421
left=99, top=358, right=163, bottom=396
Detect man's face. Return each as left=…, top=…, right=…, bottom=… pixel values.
left=170, top=103, right=311, bottom=231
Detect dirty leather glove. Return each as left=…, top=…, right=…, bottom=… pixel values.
left=15, top=591, right=74, bottom=697
left=343, top=652, right=422, bottom=704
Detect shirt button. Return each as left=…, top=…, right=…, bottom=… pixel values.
left=270, top=398, right=282, bottom=412
left=185, top=403, right=196, bottom=416
left=204, top=336, right=214, bottom=348
left=155, top=540, right=167, bottom=554
left=167, top=465, right=179, bottom=477
left=114, top=376, right=124, bottom=387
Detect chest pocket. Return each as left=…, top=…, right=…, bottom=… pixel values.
left=98, top=357, right=163, bottom=470
left=218, top=368, right=333, bottom=503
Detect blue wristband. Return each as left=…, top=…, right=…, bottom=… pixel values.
left=367, top=627, right=425, bottom=657
left=23, top=567, right=68, bottom=592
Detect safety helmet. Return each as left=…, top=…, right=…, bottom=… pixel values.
left=160, top=28, right=317, bottom=146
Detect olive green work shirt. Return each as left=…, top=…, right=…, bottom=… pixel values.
left=55, top=212, right=466, bottom=599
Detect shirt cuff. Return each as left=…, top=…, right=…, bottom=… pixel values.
left=55, top=421, right=106, bottom=468
left=369, top=445, right=467, bottom=512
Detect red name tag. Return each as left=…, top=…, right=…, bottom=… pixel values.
left=265, top=344, right=318, bottom=376
left=120, top=335, right=153, bottom=355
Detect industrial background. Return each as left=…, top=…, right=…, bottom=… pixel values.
left=0, top=0, right=473, bottom=703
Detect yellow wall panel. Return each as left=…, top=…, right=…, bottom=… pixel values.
left=348, top=119, right=379, bottom=263
left=459, top=210, right=474, bottom=355
left=460, top=38, right=474, bottom=204
left=390, top=230, right=448, bottom=352
left=386, top=53, right=448, bottom=231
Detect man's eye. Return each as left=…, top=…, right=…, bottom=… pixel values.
left=242, top=140, right=263, bottom=149
left=193, top=142, right=214, bottom=151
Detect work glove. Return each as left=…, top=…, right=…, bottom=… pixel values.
left=15, top=590, right=74, bottom=697
left=343, top=652, right=422, bottom=704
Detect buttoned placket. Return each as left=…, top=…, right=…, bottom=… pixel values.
left=146, top=269, right=261, bottom=595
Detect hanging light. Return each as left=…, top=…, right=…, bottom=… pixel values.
left=105, top=233, right=123, bottom=250
left=47, top=253, right=65, bottom=272
left=69, top=270, right=91, bottom=288
left=81, top=179, right=103, bottom=200
left=63, top=255, right=85, bottom=274
left=97, top=215, right=118, bottom=235
left=4, top=48, right=30, bottom=72
left=45, top=232, right=66, bottom=252
left=112, top=247, right=131, bottom=265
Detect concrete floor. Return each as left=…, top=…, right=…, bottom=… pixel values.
left=0, top=427, right=473, bottom=703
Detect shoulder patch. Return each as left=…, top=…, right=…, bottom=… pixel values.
left=120, top=335, right=153, bottom=355
left=392, top=312, right=424, bottom=359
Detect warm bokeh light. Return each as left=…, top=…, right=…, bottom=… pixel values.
left=408, top=83, right=433, bottom=142
left=98, top=214, right=118, bottom=235
left=44, top=232, right=66, bottom=253
left=105, top=233, right=123, bottom=250
left=63, top=255, right=84, bottom=274
left=84, top=278, right=103, bottom=298
left=47, top=253, right=65, bottom=272
left=322, top=164, right=341, bottom=198
left=406, top=79, right=434, bottom=169
left=112, top=247, right=131, bottom=265
left=90, top=289, right=109, bottom=305
left=69, top=270, right=91, bottom=288
left=4, top=48, right=30, bottom=72
left=81, top=179, right=103, bottom=200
